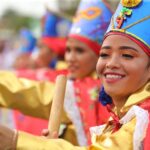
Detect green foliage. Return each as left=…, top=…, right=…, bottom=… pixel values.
left=1, top=9, right=38, bottom=32
left=57, top=0, right=81, bottom=16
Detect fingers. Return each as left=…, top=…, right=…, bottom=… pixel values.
left=51, top=131, right=58, bottom=139
left=41, top=129, right=49, bottom=137
left=41, top=129, right=58, bottom=139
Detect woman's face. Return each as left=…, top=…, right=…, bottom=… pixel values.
left=65, top=38, right=98, bottom=79
left=36, top=42, right=55, bottom=68
left=96, top=34, right=150, bottom=99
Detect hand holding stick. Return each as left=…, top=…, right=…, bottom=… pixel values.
left=48, top=75, right=67, bottom=138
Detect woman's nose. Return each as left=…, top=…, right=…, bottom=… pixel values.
left=66, top=51, right=76, bottom=62
left=106, top=55, right=120, bottom=69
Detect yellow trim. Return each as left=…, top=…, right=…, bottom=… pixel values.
left=121, top=0, right=142, bottom=8
left=121, top=82, right=150, bottom=112
left=55, top=61, right=67, bottom=70
left=109, top=29, right=150, bottom=48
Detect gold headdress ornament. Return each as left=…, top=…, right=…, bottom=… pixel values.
left=121, top=0, right=142, bottom=7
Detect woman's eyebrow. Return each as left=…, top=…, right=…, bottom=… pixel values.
left=101, top=46, right=111, bottom=50
left=119, top=46, right=138, bottom=52
left=101, top=46, right=139, bottom=52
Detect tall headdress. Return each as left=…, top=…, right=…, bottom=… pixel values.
left=99, top=0, right=150, bottom=106
left=106, top=0, right=150, bottom=56
left=69, top=0, right=112, bottom=55
left=40, top=10, right=67, bottom=57
left=19, top=28, right=36, bottom=53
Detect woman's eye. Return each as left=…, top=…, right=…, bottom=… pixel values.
left=66, top=47, right=71, bottom=53
left=76, top=48, right=84, bottom=53
left=122, top=54, right=134, bottom=59
left=99, top=53, right=109, bottom=58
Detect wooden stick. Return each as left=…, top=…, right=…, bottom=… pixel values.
left=48, top=75, right=67, bottom=138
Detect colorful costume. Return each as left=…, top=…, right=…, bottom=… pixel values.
left=15, top=68, right=109, bottom=145
left=14, top=82, right=149, bottom=149
left=0, top=69, right=108, bottom=145
left=14, top=0, right=150, bottom=149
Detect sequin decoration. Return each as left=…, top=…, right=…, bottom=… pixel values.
left=121, top=0, right=142, bottom=8
left=116, top=7, right=132, bottom=28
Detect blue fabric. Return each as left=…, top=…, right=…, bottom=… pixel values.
left=106, top=0, right=150, bottom=48
left=69, top=0, right=112, bottom=44
left=42, top=12, right=59, bottom=37
left=20, top=28, right=36, bottom=53
left=48, top=58, right=57, bottom=69
left=42, top=11, right=72, bottom=37
left=99, top=86, right=112, bottom=106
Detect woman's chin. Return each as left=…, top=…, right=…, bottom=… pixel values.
left=104, top=88, right=119, bottom=98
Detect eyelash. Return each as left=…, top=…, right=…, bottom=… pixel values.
left=99, top=53, right=134, bottom=59
left=99, top=53, right=109, bottom=58
left=66, top=48, right=70, bottom=53
left=76, top=48, right=84, bottom=53
left=122, top=54, right=134, bottom=59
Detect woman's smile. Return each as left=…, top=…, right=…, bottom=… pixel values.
left=104, top=72, right=125, bottom=83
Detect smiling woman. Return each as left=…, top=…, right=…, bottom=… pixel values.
left=0, top=0, right=150, bottom=150
left=97, top=34, right=150, bottom=110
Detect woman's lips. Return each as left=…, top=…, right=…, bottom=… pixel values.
left=68, top=65, right=78, bottom=72
left=104, top=72, right=125, bottom=83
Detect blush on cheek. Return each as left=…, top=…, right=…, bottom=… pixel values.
left=96, top=65, right=104, bottom=77
left=96, top=65, right=100, bottom=73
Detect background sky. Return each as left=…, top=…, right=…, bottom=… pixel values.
left=0, top=0, right=59, bottom=18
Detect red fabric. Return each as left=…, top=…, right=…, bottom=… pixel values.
left=106, top=104, right=121, bottom=133
left=144, top=114, right=150, bottom=150
left=69, top=34, right=101, bottom=56
left=41, top=37, right=67, bottom=57
left=74, top=78, right=110, bottom=144
left=15, top=68, right=68, bottom=82
left=104, top=32, right=150, bottom=56
left=13, top=110, right=48, bottom=135
left=138, top=98, right=150, bottom=150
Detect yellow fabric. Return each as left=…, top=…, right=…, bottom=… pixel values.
left=89, top=82, right=150, bottom=150
left=0, top=71, right=55, bottom=119
left=17, top=131, right=86, bottom=150
left=0, top=71, right=79, bottom=145
left=55, top=61, right=67, bottom=70
left=121, top=82, right=150, bottom=113
left=17, top=118, right=135, bottom=150
left=62, top=124, right=78, bottom=145
left=0, top=71, right=70, bottom=121
left=16, top=82, right=150, bottom=150
left=90, top=118, right=135, bottom=150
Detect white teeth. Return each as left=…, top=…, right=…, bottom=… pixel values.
left=105, top=74, right=122, bottom=79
